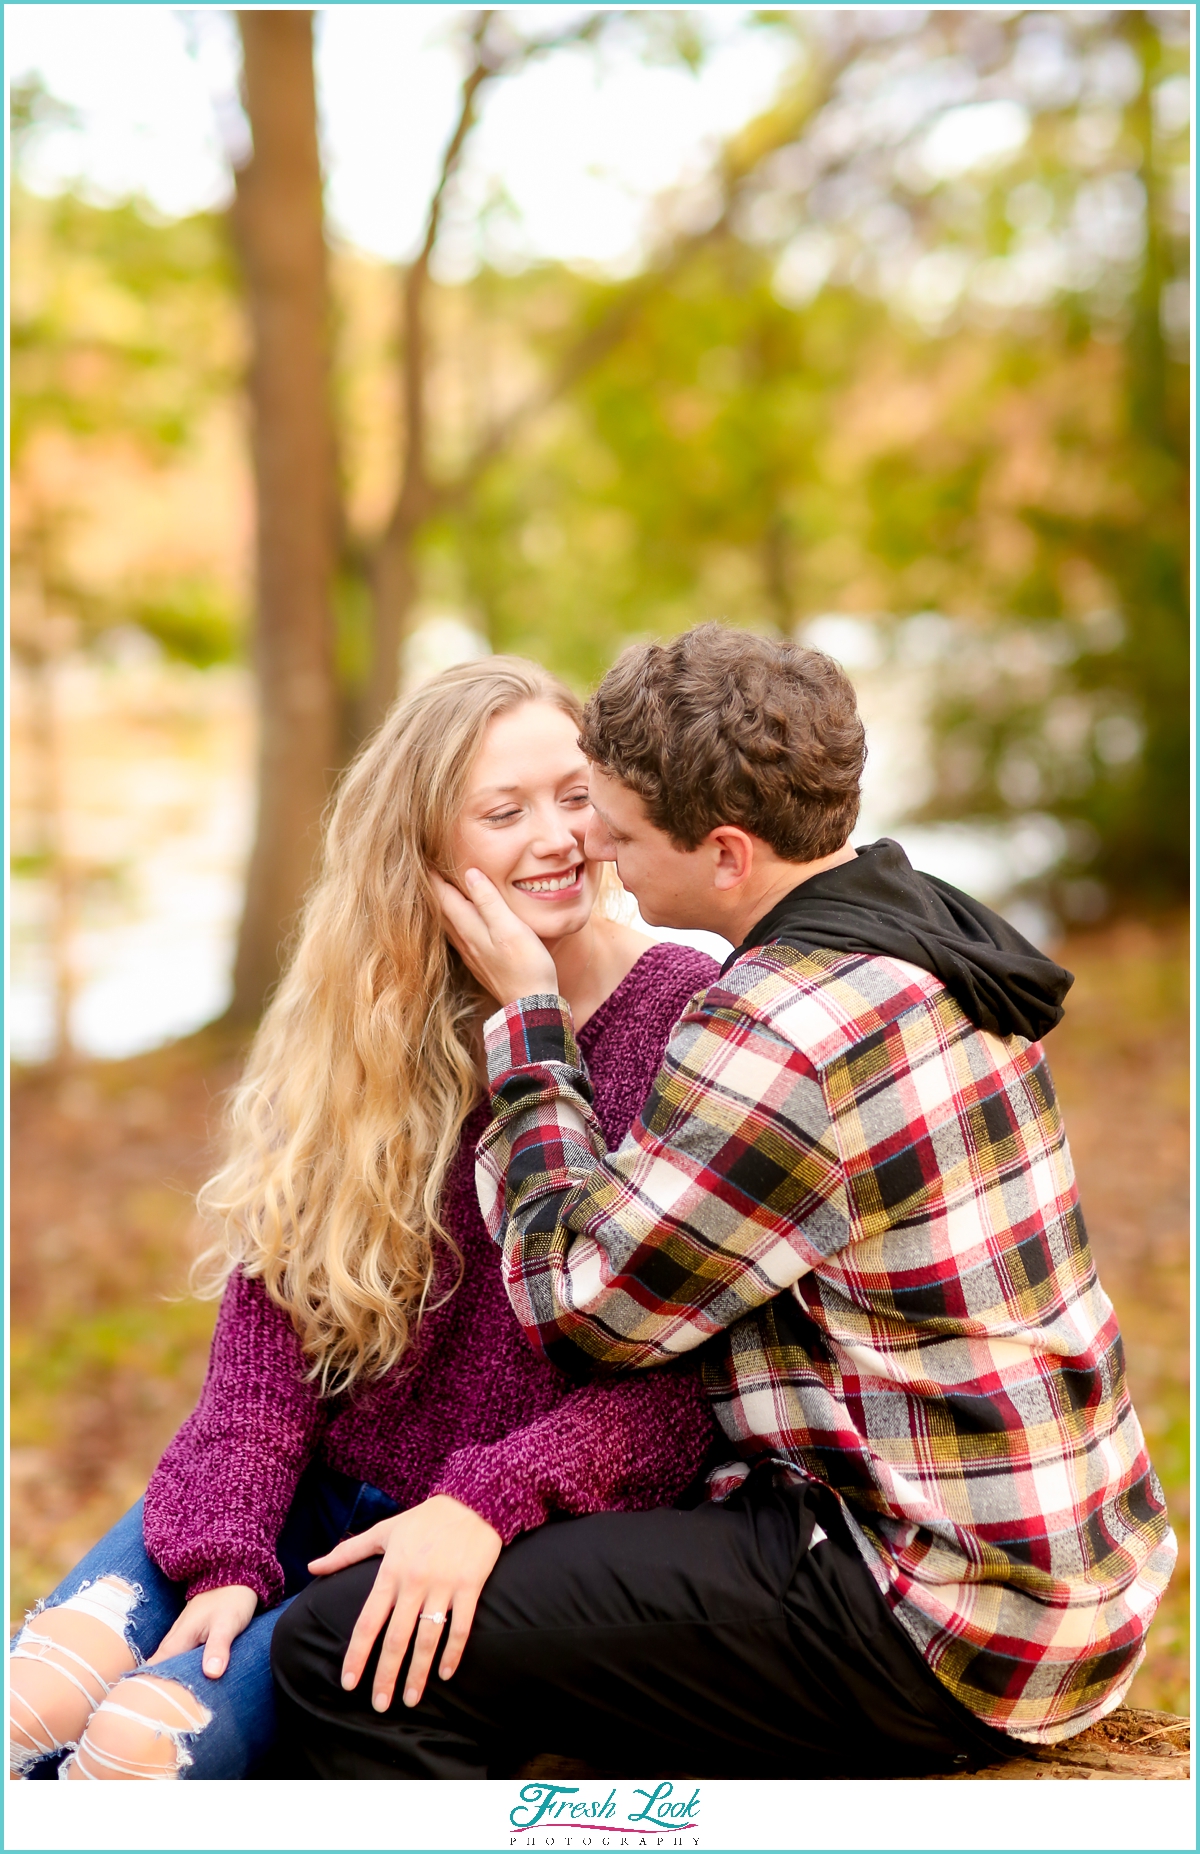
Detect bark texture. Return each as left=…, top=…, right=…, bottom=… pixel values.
left=229, top=10, right=337, bottom=1019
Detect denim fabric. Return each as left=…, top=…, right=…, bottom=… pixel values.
left=14, top=1463, right=398, bottom=1780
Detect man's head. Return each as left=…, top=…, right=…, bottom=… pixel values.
left=580, top=623, right=866, bottom=938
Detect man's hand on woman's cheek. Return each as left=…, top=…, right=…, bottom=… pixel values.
left=431, top=869, right=560, bottom=1006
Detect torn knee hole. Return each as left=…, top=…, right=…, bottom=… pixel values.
left=117, top=1677, right=210, bottom=1731
left=17, top=1575, right=141, bottom=1667
left=9, top=1580, right=144, bottom=1774
left=64, top=1677, right=212, bottom=1782
left=53, top=1576, right=140, bottom=1640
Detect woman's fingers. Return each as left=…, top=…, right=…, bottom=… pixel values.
left=308, top=1525, right=386, bottom=1576
left=199, top=1613, right=240, bottom=1681
left=370, top=1587, right=434, bottom=1712
left=147, top=1613, right=203, bottom=1665
left=396, top=1597, right=453, bottom=1710
left=437, top=1586, right=481, bottom=1684
left=339, top=1568, right=405, bottom=1693
left=145, top=1586, right=257, bottom=1677
left=334, top=1501, right=503, bottom=1706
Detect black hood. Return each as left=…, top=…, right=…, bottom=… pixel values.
left=722, top=838, right=1073, bottom=1043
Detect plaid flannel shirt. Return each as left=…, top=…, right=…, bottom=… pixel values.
left=478, top=944, right=1176, bottom=1745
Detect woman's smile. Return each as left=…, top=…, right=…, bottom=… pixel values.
left=512, top=863, right=584, bottom=898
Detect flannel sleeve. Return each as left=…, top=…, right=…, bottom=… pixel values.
left=476, top=989, right=851, bottom=1373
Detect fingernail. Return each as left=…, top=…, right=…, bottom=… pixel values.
left=464, top=868, right=481, bottom=886
left=204, top=1659, right=220, bottom=1676
left=373, top=1691, right=389, bottom=1711
left=341, top=1671, right=356, bottom=1690
left=403, top=1687, right=417, bottom=1707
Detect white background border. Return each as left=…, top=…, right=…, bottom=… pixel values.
left=4, top=1775, right=1198, bottom=1852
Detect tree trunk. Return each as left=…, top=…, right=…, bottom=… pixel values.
left=365, top=514, right=422, bottom=734
left=228, top=10, right=338, bottom=1021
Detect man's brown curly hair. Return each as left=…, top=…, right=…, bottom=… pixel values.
left=580, top=624, right=866, bottom=861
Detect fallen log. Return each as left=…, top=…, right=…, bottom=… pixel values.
left=515, top=1707, right=1190, bottom=1782
left=925, top=1706, right=1190, bottom=1781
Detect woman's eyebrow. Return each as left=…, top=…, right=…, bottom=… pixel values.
left=471, top=763, right=590, bottom=800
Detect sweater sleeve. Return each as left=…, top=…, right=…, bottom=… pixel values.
left=428, top=1358, right=716, bottom=1544
left=142, top=1270, right=323, bottom=1606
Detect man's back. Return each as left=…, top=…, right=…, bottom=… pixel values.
left=678, top=940, right=1174, bottom=1743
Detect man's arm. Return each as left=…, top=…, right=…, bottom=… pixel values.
left=477, top=988, right=850, bottom=1373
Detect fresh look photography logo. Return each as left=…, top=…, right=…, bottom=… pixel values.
left=508, top=1780, right=702, bottom=1848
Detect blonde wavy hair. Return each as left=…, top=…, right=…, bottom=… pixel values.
left=195, top=656, right=586, bottom=1394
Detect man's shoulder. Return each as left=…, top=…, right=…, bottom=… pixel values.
left=700, top=943, right=950, bottom=1068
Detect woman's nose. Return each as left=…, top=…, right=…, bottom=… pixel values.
left=530, top=805, right=583, bottom=858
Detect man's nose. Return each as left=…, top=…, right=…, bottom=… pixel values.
left=584, top=813, right=616, bottom=863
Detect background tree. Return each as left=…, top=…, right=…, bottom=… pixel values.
left=227, top=9, right=339, bottom=1018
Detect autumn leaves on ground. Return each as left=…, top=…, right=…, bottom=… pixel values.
left=10, top=917, right=1191, bottom=1716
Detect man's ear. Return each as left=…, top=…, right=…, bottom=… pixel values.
left=708, top=826, right=756, bottom=891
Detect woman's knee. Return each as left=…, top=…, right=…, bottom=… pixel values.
left=63, top=1674, right=211, bottom=1781
left=9, top=1576, right=141, bottom=1777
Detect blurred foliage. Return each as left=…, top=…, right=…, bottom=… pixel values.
left=433, top=8, right=1188, bottom=909
left=10, top=89, right=243, bottom=665
left=10, top=191, right=237, bottom=460
left=10, top=11, right=1190, bottom=904
left=128, top=578, right=242, bottom=669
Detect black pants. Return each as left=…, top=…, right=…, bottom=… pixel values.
left=271, top=1476, right=1011, bottom=1780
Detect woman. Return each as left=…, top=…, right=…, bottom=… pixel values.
left=10, top=658, right=718, bottom=1781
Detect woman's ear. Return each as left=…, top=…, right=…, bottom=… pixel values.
left=709, top=826, right=756, bottom=892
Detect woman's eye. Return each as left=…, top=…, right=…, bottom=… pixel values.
left=563, top=793, right=591, bottom=808
left=483, top=810, right=521, bottom=826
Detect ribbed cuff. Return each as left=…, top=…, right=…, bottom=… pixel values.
left=184, top=1561, right=279, bottom=1609
left=429, top=1457, right=545, bottom=1547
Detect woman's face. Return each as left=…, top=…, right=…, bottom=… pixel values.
left=450, top=700, right=598, bottom=944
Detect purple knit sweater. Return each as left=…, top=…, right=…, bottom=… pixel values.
left=143, top=942, right=718, bottom=1606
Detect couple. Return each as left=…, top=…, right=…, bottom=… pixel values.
left=11, top=626, right=1175, bottom=1781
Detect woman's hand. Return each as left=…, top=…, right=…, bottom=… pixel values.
left=308, top=1495, right=503, bottom=1712
left=431, top=869, right=558, bottom=1008
left=146, top=1584, right=259, bottom=1680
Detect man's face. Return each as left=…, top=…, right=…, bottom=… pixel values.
left=584, top=765, right=719, bottom=931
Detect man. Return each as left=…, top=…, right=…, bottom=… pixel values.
left=274, top=625, right=1175, bottom=1779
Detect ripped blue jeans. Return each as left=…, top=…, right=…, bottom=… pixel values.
left=12, top=1464, right=399, bottom=1780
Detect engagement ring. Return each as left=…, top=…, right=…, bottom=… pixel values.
left=419, top=1610, right=448, bottom=1624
